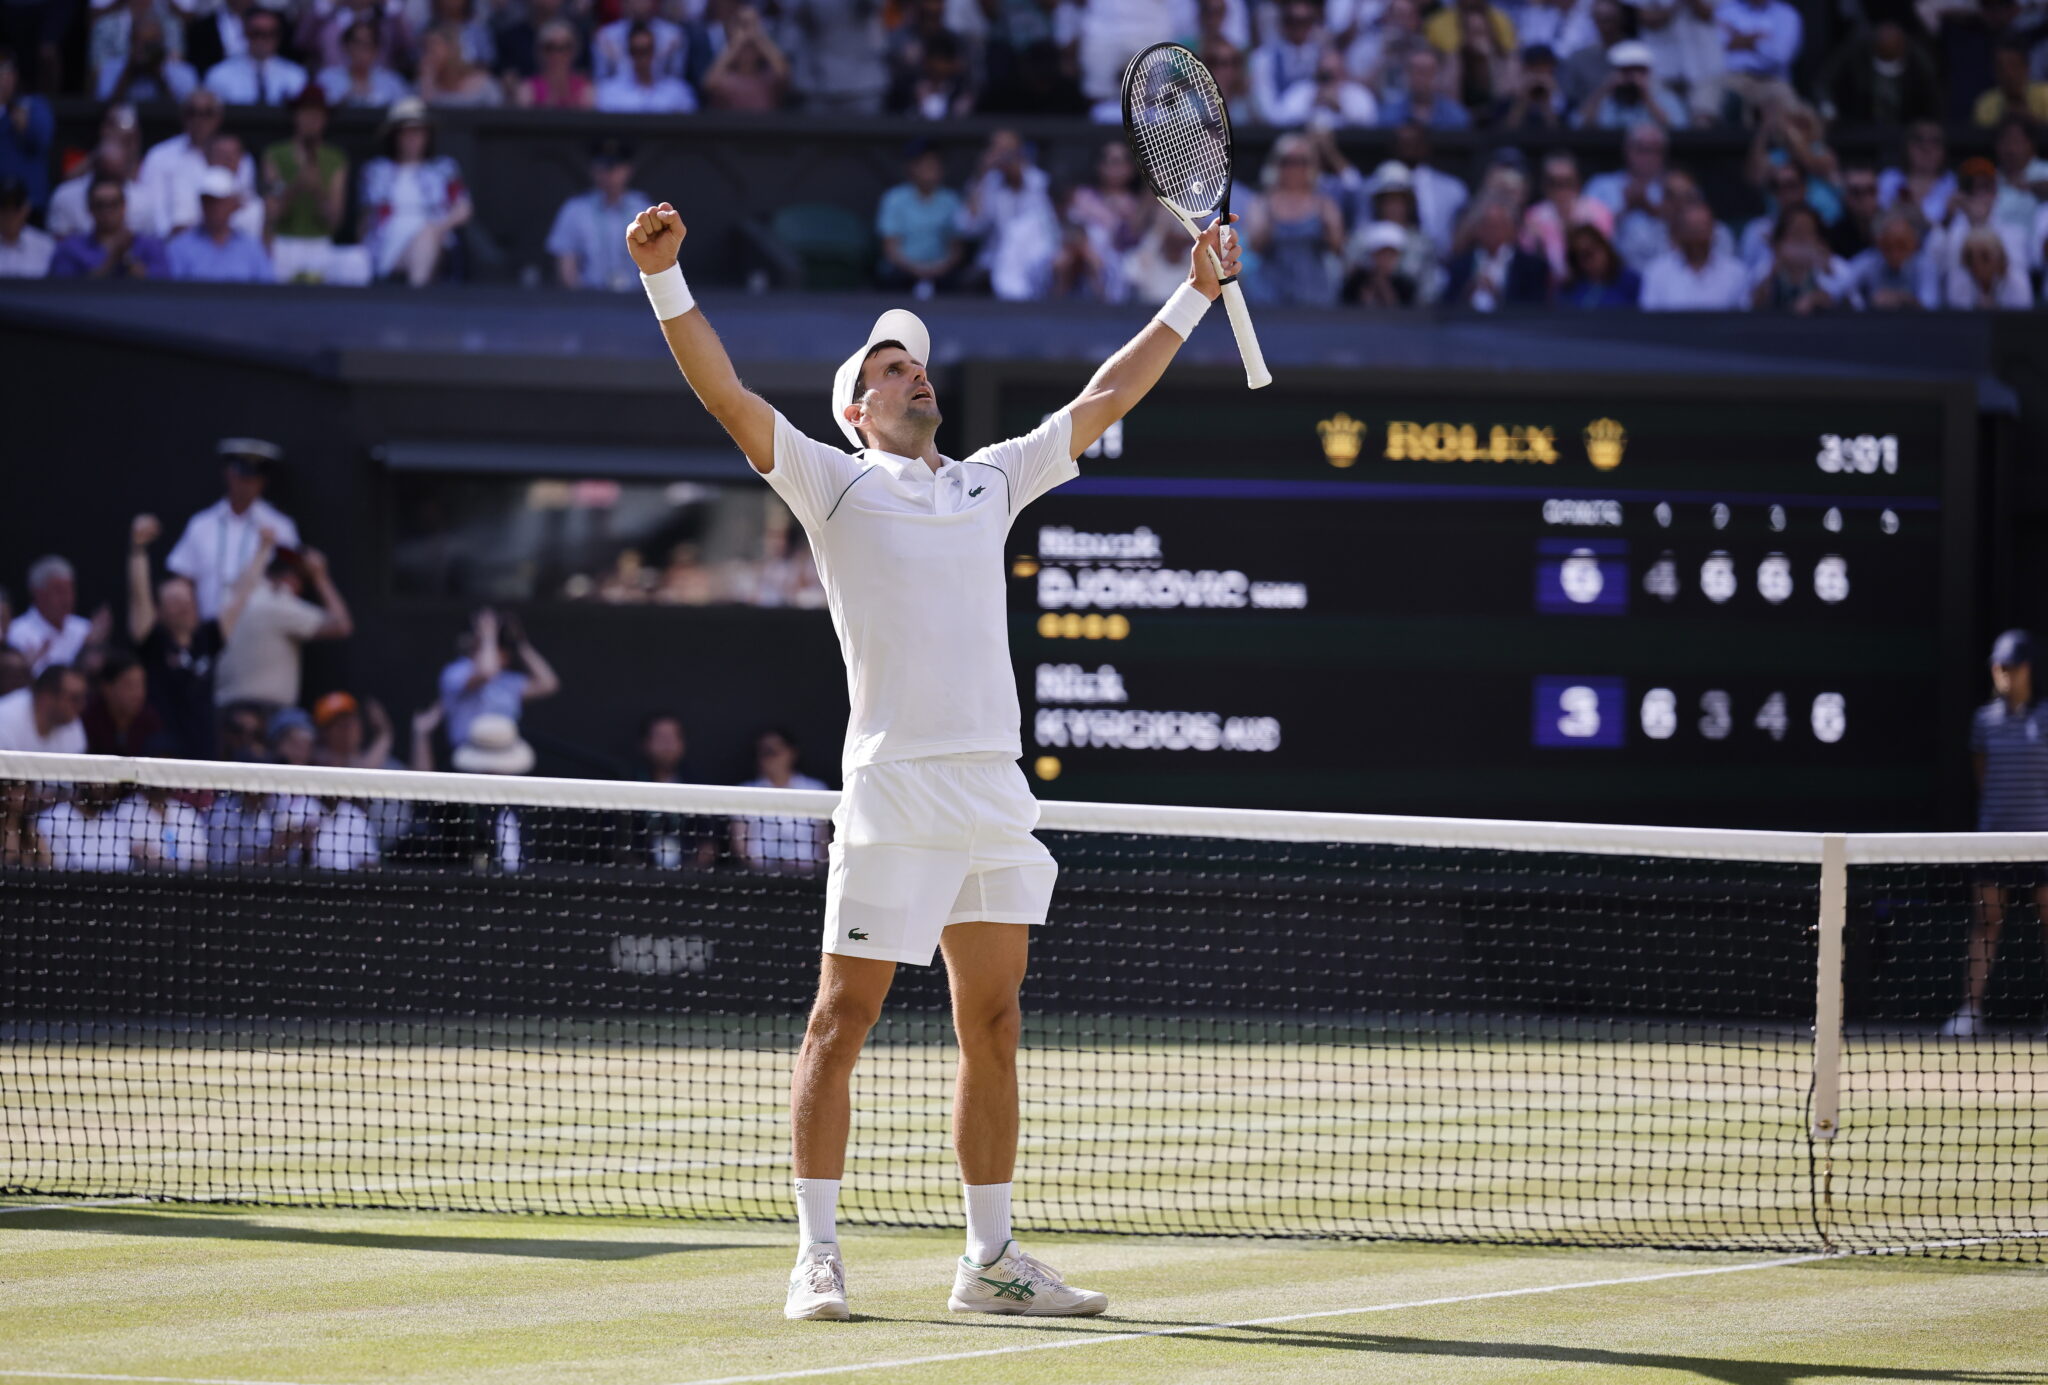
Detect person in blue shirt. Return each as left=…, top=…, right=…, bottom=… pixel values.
left=546, top=137, right=648, bottom=290
left=437, top=607, right=560, bottom=753
left=1380, top=48, right=1470, bottom=129
left=874, top=141, right=964, bottom=297
left=1944, top=629, right=2048, bottom=1037
left=165, top=165, right=274, bottom=282
left=1559, top=222, right=1641, bottom=307
left=47, top=173, right=171, bottom=279
left=0, top=49, right=54, bottom=214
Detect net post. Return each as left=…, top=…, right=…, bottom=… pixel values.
left=1811, top=833, right=1846, bottom=1144
left=1810, top=833, right=1847, bottom=1251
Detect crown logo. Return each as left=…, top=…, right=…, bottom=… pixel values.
left=1584, top=418, right=1626, bottom=471
left=1317, top=412, right=1367, bottom=468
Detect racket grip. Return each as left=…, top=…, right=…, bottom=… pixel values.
left=1219, top=280, right=1272, bottom=390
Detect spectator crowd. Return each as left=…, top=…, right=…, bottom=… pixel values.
left=0, top=435, right=831, bottom=873
left=0, top=0, right=2044, bottom=307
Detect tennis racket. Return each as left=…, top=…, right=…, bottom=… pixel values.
left=1121, top=41, right=1270, bottom=390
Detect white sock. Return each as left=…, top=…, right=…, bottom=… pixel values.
left=795, top=1177, right=840, bottom=1253
left=963, top=1182, right=1013, bottom=1266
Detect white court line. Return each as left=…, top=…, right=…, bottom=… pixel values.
left=0, top=1198, right=151, bottom=1214
left=668, top=1253, right=1832, bottom=1385
left=0, top=1368, right=329, bottom=1376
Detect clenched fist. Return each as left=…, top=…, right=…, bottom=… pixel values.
left=626, top=202, right=687, bottom=275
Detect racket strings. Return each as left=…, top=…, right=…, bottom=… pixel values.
left=1127, top=51, right=1231, bottom=220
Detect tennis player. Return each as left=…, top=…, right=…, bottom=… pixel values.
left=625, top=199, right=1240, bottom=1321
left=1943, top=628, right=2048, bottom=1038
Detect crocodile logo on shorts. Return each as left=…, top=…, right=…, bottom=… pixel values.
left=969, top=486, right=986, bottom=497
left=848, top=929, right=869, bottom=940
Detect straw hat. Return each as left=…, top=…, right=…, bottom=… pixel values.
left=453, top=713, right=535, bottom=775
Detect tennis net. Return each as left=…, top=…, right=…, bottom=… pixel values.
left=2, top=751, right=2042, bottom=1259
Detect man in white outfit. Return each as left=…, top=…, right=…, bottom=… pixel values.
left=623, top=190, right=1242, bottom=1323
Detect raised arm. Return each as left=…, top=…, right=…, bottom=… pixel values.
left=299, top=548, right=355, bottom=640
left=127, top=513, right=161, bottom=644
left=627, top=202, right=776, bottom=472
left=1063, top=217, right=1239, bottom=461
left=219, top=529, right=276, bottom=641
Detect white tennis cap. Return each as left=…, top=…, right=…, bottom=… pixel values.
left=832, top=308, right=931, bottom=450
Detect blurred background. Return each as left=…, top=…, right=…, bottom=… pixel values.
left=0, top=0, right=2043, bottom=830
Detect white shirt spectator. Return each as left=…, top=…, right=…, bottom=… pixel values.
left=136, top=133, right=259, bottom=239
left=119, top=793, right=209, bottom=872
left=1361, top=160, right=1471, bottom=254
left=1928, top=216, right=2029, bottom=286
left=1249, top=33, right=1324, bottom=124
left=1877, top=168, right=1954, bottom=227
left=732, top=772, right=832, bottom=867
left=1624, top=0, right=1724, bottom=120
left=959, top=164, right=1062, bottom=301
left=313, top=800, right=380, bottom=870
left=38, top=799, right=141, bottom=871
left=166, top=496, right=301, bottom=621
left=1511, top=0, right=1599, bottom=57
left=0, top=224, right=54, bottom=278
left=1943, top=254, right=2034, bottom=307
left=592, top=15, right=686, bottom=82
left=1266, top=75, right=1381, bottom=126
left=1079, top=0, right=1172, bottom=101
left=316, top=63, right=411, bottom=107
left=5, top=606, right=93, bottom=675
left=97, top=56, right=199, bottom=102
left=1640, top=246, right=1751, bottom=308
left=213, top=583, right=330, bottom=707
left=0, top=686, right=87, bottom=753
left=595, top=74, right=698, bottom=112
left=204, top=53, right=310, bottom=105
left=1193, top=0, right=1255, bottom=47
left=1714, top=0, right=1799, bottom=81
left=48, top=170, right=158, bottom=238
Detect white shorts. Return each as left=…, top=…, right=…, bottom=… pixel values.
left=822, top=754, right=1057, bottom=967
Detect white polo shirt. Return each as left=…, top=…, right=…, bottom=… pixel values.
left=166, top=496, right=302, bottom=620
left=764, top=408, right=1077, bottom=778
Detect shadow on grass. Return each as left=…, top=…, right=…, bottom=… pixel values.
left=3, top=1206, right=743, bottom=1260
left=932, top=1318, right=2048, bottom=1385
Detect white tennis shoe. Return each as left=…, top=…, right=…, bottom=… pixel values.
left=786, top=1242, right=850, bottom=1321
left=948, top=1241, right=1108, bottom=1316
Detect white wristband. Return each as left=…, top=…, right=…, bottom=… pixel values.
left=1153, top=282, right=1212, bottom=341
left=641, top=264, right=695, bottom=321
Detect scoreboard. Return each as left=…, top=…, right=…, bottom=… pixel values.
left=978, top=366, right=1976, bottom=830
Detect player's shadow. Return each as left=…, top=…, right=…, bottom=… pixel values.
left=2, top=1206, right=740, bottom=1260
left=935, top=1319, right=2048, bottom=1385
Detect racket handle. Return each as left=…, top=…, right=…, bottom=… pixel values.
left=1219, top=279, right=1271, bottom=390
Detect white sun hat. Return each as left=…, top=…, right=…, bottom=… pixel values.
left=452, top=713, right=535, bottom=776
left=831, top=308, right=932, bottom=450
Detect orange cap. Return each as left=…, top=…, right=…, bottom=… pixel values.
left=312, top=691, right=360, bottom=728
